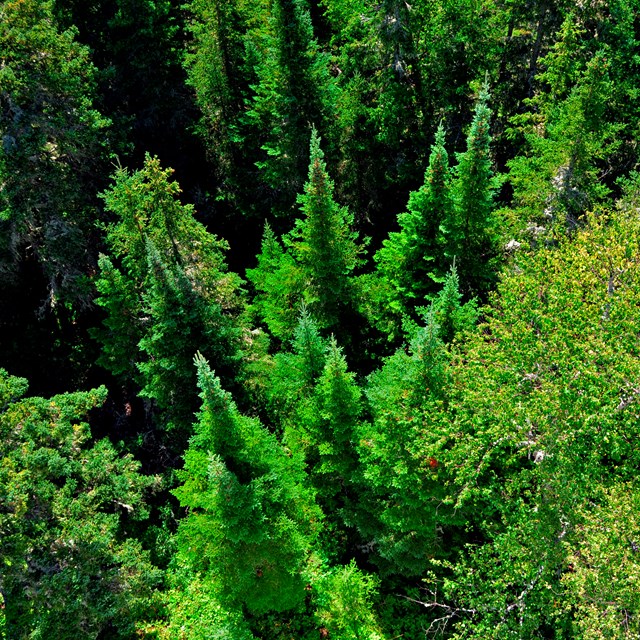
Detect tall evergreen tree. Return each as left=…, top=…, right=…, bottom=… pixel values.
left=184, top=0, right=264, bottom=215
left=0, top=0, right=109, bottom=303
left=247, top=130, right=363, bottom=341
left=94, top=156, right=243, bottom=439
left=172, top=354, right=321, bottom=617
left=185, top=0, right=336, bottom=220
left=445, top=83, right=500, bottom=296
left=375, top=122, right=452, bottom=313
left=246, top=223, right=305, bottom=342
left=136, top=242, right=240, bottom=438
left=305, top=339, right=362, bottom=519
left=288, top=128, right=363, bottom=329
left=353, top=309, right=454, bottom=575
left=246, top=0, right=337, bottom=216
left=508, top=30, right=619, bottom=235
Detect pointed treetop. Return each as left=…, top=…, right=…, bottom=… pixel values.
left=194, top=351, right=232, bottom=418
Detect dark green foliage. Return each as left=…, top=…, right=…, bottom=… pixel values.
left=375, top=123, right=452, bottom=314
left=288, top=129, right=362, bottom=329
left=248, top=130, right=363, bottom=341
left=94, top=155, right=243, bottom=437
left=137, top=241, right=240, bottom=435
left=7, top=1, right=640, bottom=638
left=354, top=309, right=453, bottom=575
left=0, top=0, right=109, bottom=303
left=172, top=354, right=321, bottom=616
left=0, top=369, right=160, bottom=638
left=185, top=0, right=336, bottom=220
left=445, top=83, right=500, bottom=296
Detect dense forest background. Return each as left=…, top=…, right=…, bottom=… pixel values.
left=2, top=0, right=640, bottom=637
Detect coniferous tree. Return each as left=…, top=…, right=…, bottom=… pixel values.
left=255, top=308, right=328, bottom=450
left=0, top=0, right=109, bottom=304
left=136, top=241, right=240, bottom=437
left=246, top=223, right=305, bottom=342
left=375, top=122, right=452, bottom=313
left=305, top=339, right=362, bottom=523
left=94, top=156, right=243, bottom=439
left=431, top=264, right=478, bottom=344
left=0, top=369, right=160, bottom=638
left=248, top=130, right=363, bottom=341
left=354, top=308, right=453, bottom=575
left=288, top=129, right=363, bottom=330
left=508, top=37, right=618, bottom=235
left=172, top=354, right=321, bottom=617
left=185, top=0, right=336, bottom=220
left=184, top=0, right=264, bottom=216
left=445, top=83, right=500, bottom=296
left=246, top=0, right=337, bottom=217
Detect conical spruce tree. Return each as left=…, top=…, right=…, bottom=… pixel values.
left=244, top=0, right=337, bottom=218
left=247, top=130, right=363, bottom=342
left=246, top=223, right=305, bottom=342
left=431, top=263, right=479, bottom=344
left=260, top=307, right=328, bottom=429
left=289, top=128, right=363, bottom=330
left=94, top=156, right=243, bottom=437
left=306, top=339, right=362, bottom=514
left=353, top=308, right=453, bottom=575
left=136, top=241, right=240, bottom=438
left=172, top=354, right=321, bottom=615
left=375, top=122, right=452, bottom=312
left=445, top=83, right=499, bottom=296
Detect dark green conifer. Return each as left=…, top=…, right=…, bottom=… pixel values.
left=289, top=128, right=362, bottom=330
left=94, top=156, right=243, bottom=438
left=172, top=354, right=321, bottom=615
left=445, top=83, right=499, bottom=296
left=354, top=309, right=451, bottom=575
left=247, top=131, right=362, bottom=341
left=375, top=122, right=452, bottom=312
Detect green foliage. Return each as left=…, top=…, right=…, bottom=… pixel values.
left=289, top=129, right=363, bottom=327
left=430, top=264, right=478, bottom=344
left=0, top=369, right=160, bottom=638
left=137, top=241, right=240, bottom=434
left=172, top=354, right=321, bottom=616
left=0, top=0, right=109, bottom=303
left=185, top=0, right=336, bottom=219
left=354, top=309, right=452, bottom=575
left=375, top=123, right=452, bottom=314
left=562, top=484, right=640, bottom=639
left=310, top=340, right=362, bottom=485
left=159, top=568, right=256, bottom=639
left=246, top=224, right=305, bottom=342
left=313, top=561, right=385, bottom=640
left=248, top=130, right=363, bottom=340
left=7, top=1, right=640, bottom=638
left=432, top=206, right=640, bottom=636
left=263, top=308, right=329, bottom=426
left=508, top=41, right=619, bottom=235
left=94, top=155, right=243, bottom=435
left=445, top=83, right=500, bottom=296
